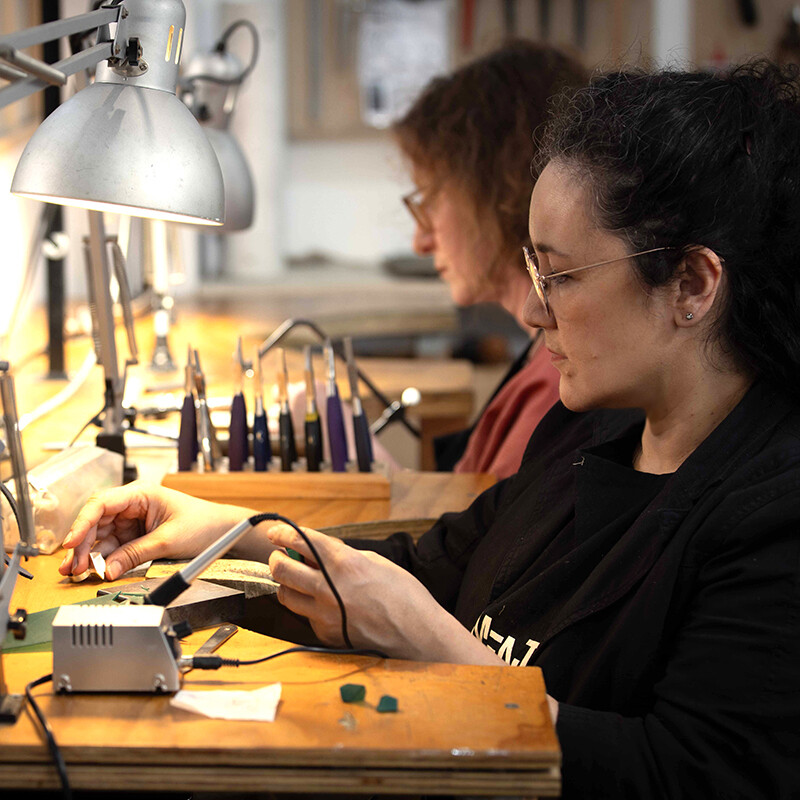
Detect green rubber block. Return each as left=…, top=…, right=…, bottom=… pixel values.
left=376, top=694, right=398, bottom=713
left=286, top=548, right=305, bottom=563
left=339, top=683, right=366, bottom=703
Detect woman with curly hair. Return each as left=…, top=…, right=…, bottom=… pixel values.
left=394, top=40, right=587, bottom=478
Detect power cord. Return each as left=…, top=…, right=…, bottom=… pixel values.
left=1, top=479, right=34, bottom=579
left=180, top=18, right=260, bottom=89
left=247, top=512, right=362, bottom=651
left=191, top=644, right=388, bottom=671
left=25, top=674, right=71, bottom=800
left=0, top=478, right=21, bottom=534
left=188, top=510, right=391, bottom=669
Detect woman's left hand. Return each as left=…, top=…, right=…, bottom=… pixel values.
left=266, top=525, right=503, bottom=665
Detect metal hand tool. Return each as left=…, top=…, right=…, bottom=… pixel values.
left=194, top=623, right=238, bottom=655
left=325, top=339, right=348, bottom=472
left=227, top=337, right=250, bottom=471
left=344, top=336, right=371, bottom=472
left=193, top=349, right=220, bottom=471
left=177, top=344, right=198, bottom=471
left=304, top=345, right=323, bottom=472
left=277, top=348, right=296, bottom=472
left=252, top=348, right=270, bottom=471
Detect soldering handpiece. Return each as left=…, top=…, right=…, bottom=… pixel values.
left=344, top=336, right=372, bottom=472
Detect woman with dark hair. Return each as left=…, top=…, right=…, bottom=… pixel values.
left=393, top=39, right=587, bottom=478
left=63, top=61, right=800, bottom=797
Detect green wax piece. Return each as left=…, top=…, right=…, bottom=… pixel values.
left=286, top=548, right=305, bottom=563
left=339, top=683, right=366, bottom=703
left=376, top=695, right=398, bottom=713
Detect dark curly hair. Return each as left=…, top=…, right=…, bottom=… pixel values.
left=393, top=39, right=587, bottom=261
left=535, top=60, right=800, bottom=391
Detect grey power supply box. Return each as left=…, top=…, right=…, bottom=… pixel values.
left=52, top=604, right=182, bottom=693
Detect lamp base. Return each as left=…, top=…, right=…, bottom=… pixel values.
left=150, top=335, right=177, bottom=372
left=0, top=692, right=25, bottom=724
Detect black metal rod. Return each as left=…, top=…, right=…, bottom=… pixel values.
left=43, top=0, right=67, bottom=380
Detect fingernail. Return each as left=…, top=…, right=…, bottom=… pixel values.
left=62, top=532, right=73, bottom=548
left=60, top=550, right=73, bottom=569
left=105, top=561, right=121, bottom=581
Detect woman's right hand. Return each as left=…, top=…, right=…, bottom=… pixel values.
left=58, top=482, right=252, bottom=581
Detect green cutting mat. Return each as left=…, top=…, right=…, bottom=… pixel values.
left=2, top=593, right=127, bottom=654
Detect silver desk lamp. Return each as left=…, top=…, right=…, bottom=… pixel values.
left=0, top=0, right=225, bottom=721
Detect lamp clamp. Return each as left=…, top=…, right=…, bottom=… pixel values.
left=112, top=36, right=147, bottom=77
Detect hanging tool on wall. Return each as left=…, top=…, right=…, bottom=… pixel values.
left=304, top=345, right=323, bottom=472
left=344, top=336, right=372, bottom=473
left=539, top=0, right=551, bottom=40
left=573, top=0, right=586, bottom=50
left=227, top=337, right=250, bottom=471
left=461, top=0, right=476, bottom=52
left=252, top=348, right=270, bottom=471
left=737, top=0, right=758, bottom=27
left=325, top=339, right=348, bottom=472
left=177, top=344, right=198, bottom=472
left=503, top=0, right=517, bottom=36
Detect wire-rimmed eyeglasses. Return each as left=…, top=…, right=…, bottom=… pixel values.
left=522, top=245, right=674, bottom=316
left=402, top=188, right=431, bottom=229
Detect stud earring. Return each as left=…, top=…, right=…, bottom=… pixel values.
left=685, top=312, right=694, bottom=320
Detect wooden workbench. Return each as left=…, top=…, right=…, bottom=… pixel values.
left=1, top=527, right=560, bottom=797
left=0, top=288, right=560, bottom=796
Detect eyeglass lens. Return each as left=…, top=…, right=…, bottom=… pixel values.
left=523, top=246, right=550, bottom=314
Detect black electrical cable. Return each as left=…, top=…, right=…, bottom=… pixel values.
left=181, top=18, right=260, bottom=88
left=67, top=407, right=104, bottom=447
left=1, top=479, right=33, bottom=579
left=0, top=479, right=21, bottom=535
left=248, top=512, right=359, bottom=651
left=216, top=18, right=260, bottom=82
left=21, top=504, right=385, bottom=799
left=21, top=508, right=383, bottom=797
left=190, top=643, right=388, bottom=671
left=25, top=674, right=71, bottom=800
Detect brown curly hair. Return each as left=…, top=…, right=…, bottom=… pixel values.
left=393, top=39, right=587, bottom=262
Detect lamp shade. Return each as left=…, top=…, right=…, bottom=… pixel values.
left=204, top=127, right=254, bottom=231
left=11, top=80, right=224, bottom=225
left=182, top=46, right=255, bottom=231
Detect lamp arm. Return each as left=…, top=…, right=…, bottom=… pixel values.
left=0, top=364, right=37, bottom=552
left=86, top=211, right=126, bottom=434
left=108, top=238, right=140, bottom=367
left=0, top=43, right=116, bottom=109
left=0, top=6, right=120, bottom=109
left=0, top=7, right=119, bottom=52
